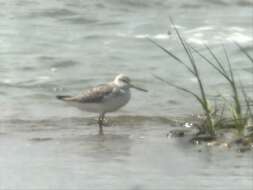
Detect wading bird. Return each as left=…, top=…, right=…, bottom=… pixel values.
left=56, top=74, right=147, bottom=135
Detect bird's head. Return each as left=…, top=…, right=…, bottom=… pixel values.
left=114, top=74, right=148, bottom=92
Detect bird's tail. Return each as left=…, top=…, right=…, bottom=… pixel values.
left=56, top=95, right=71, bottom=100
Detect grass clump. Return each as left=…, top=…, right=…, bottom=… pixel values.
left=149, top=20, right=216, bottom=137
left=191, top=44, right=247, bottom=133
left=149, top=20, right=253, bottom=142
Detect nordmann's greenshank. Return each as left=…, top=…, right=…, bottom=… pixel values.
left=56, top=74, right=147, bottom=135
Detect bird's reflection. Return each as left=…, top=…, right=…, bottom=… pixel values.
left=73, top=134, right=132, bottom=161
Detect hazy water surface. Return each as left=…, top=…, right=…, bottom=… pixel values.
left=0, top=0, right=253, bottom=189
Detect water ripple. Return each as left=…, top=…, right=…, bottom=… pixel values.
left=60, top=17, right=99, bottom=24
left=29, top=8, right=76, bottom=18
left=51, top=60, right=79, bottom=68
left=1, top=115, right=181, bottom=131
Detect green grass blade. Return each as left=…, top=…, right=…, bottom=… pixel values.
left=153, top=75, right=206, bottom=108
left=234, top=42, right=253, bottom=63
left=222, top=44, right=235, bottom=81
left=205, top=44, right=227, bottom=74
left=169, top=20, right=208, bottom=109
left=147, top=38, right=195, bottom=74
left=190, top=45, right=232, bottom=82
left=240, top=81, right=253, bottom=118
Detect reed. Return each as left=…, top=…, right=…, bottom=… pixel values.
left=234, top=42, right=253, bottom=64
left=149, top=22, right=216, bottom=136
left=190, top=42, right=253, bottom=135
left=150, top=20, right=253, bottom=137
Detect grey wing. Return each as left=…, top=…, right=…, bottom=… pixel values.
left=65, top=84, right=118, bottom=103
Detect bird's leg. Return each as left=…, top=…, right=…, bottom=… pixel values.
left=98, top=113, right=105, bottom=135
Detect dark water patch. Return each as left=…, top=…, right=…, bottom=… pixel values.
left=65, top=1, right=105, bottom=9
left=3, top=81, right=59, bottom=92
left=51, top=60, right=79, bottom=68
left=0, top=82, right=16, bottom=88
left=242, top=67, right=253, bottom=73
left=108, top=55, right=125, bottom=61
left=0, top=91, right=6, bottom=95
left=115, top=0, right=150, bottom=8
left=67, top=133, right=131, bottom=145
left=152, top=1, right=172, bottom=8
left=238, top=83, right=253, bottom=91
left=23, top=93, right=52, bottom=100
left=61, top=17, right=98, bottom=25
left=0, top=132, right=7, bottom=136
left=109, top=115, right=179, bottom=126
left=29, top=8, right=76, bottom=18
left=37, top=56, right=57, bottom=67
left=204, top=0, right=230, bottom=6
left=237, top=0, right=253, bottom=6
left=38, top=56, right=80, bottom=70
left=235, top=44, right=253, bottom=54
left=65, top=2, right=87, bottom=8
left=20, top=66, right=35, bottom=71
left=167, top=99, right=180, bottom=105
left=3, top=77, right=144, bottom=94
left=85, top=114, right=179, bottom=127
left=38, top=56, right=56, bottom=61
left=83, top=34, right=104, bottom=40
left=227, top=65, right=253, bottom=74
left=99, top=21, right=123, bottom=26
left=4, top=79, right=73, bottom=92
left=1, top=117, right=93, bottom=132
left=95, top=2, right=106, bottom=9
left=16, top=0, right=40, bottom=6
left=1, top=115, right=180, bottom=133
left=180, top=3, right=203, bottom=9
left=30, top=137, right=53, bottom=142
left=210, top=81, right=235, bottom=89
left=191, top=134, right=217, bottom=143
left=59, top=79, right=95, bottom=90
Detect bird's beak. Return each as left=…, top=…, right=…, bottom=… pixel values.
left=129, top=83, right=148, bottom=92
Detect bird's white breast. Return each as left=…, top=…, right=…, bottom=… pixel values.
left=101, top=88, right=131, bottom=112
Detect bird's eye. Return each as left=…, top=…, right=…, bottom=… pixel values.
left=121, top=79, right=129, bottom=83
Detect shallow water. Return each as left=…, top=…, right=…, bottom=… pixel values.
left=0, top=0, right=253, bottom=189
left=1, top=116, right=253, bottom=190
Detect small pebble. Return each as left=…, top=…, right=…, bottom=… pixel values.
left=222, top=143, right=229, bottom=148
left=184, top=122, right=193, bottom=128
left=194, top=140, right=199, bottom=145
left=207, top=141, right=216, bottom=146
